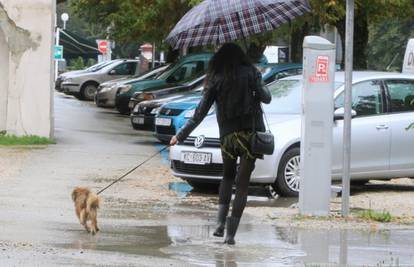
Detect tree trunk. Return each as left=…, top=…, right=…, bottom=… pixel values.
left=335, top=8, right=368, bottom=70
left=166, top=46, right=179, bottom=63
left=247, top=42, right=266, bottom=63
left=290, top=22, right=310, bottom=63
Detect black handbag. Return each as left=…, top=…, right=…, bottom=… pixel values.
left=250, top=92, right=274, bottom=155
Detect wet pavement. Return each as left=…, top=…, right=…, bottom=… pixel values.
left=1, top=93, right=414, bottom=266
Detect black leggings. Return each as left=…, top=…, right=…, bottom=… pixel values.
left=218, top=157, right=256, bottom=218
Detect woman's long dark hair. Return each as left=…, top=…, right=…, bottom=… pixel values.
left=207, top=43, right=252, bottom=88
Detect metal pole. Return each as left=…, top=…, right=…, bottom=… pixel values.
left=152, top=42, right=156, bottom=69
left=342, top=0, right=354, bottom=217
left=55, top=27, right=60, bottom=81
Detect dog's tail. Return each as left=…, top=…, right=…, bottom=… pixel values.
left=86, top=193, right=100, bottom=213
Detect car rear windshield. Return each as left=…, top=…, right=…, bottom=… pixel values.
left=263, top=80, right=343, bottom=114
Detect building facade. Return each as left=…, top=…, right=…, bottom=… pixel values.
left=0, top=0, right=54, bottom=138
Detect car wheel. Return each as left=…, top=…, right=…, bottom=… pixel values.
left=80, top=83, right=98, bottom=101
left=273, top=147, right=300, bottom=197
left=117, top=107, right=131, bottom=115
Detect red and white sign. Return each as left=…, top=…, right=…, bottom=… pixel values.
left=310, top=55, right=329, bottom=83
left=98, top=40, right=108, bottom=54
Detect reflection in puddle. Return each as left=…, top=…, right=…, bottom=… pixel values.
left=162, top=218, right=414, bottom=266
left=54, top=212, right=414, bottom=266
left=169, top=182, right=193, bottom=197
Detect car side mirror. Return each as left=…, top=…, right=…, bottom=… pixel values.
left=334, top=107, right=357, bottom=121
left=109, top=69, right=117, bottom=75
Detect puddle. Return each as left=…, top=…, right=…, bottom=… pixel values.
left=32, top=211, right=414, bottom=266
left=155, top=143, right=170, bottom=164
left=169, top=182, right=194, bottom=198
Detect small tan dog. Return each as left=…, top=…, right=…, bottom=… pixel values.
left=71, top=187, right=100, bottom=235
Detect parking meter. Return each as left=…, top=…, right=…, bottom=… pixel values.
left=299, top=36, right=336, bottom=216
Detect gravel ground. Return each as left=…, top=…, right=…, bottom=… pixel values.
left=0, top=147, right=31, bottom=182
left=1, top=146, right=414, bottom=231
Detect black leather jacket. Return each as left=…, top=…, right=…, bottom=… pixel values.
left=176, top=65, right=271, bottom=142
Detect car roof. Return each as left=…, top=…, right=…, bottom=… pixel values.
left=282, top=71, right=414, bottom=83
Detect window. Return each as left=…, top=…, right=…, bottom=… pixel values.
left=166, top=61, right=206, bottom=83
left=265, top=68, right=302, bottom=84
left=385, top=80, right=414, bottom=112
left=335, top=80, right=383, bottom=116
left=111, top=62, right=137, bottom=75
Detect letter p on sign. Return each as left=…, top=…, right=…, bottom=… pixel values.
left=316, top=56, right=329, bottom=77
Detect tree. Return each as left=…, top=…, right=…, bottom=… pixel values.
left=308, top=0, right=414, bottom=69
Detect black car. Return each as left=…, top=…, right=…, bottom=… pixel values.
left=130, top=85, right=203, bottom=131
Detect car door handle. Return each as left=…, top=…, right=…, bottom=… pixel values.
left=376, top=125, right=389, bottom=130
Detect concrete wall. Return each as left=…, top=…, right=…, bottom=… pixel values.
left=0, top=28, right=8, bottom=131
left=0, top=0, right=54, bottom=138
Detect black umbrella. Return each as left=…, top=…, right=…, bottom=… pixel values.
left=166, top=0, right=311, bottom=49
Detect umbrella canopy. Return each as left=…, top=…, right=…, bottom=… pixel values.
left=166, top=0, right=311, bottom=50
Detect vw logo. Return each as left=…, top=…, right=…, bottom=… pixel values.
left=194, top=135, right=205, bottom=148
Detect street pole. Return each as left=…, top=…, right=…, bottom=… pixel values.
left=342, top=0, right=354, bottom=217
left=55, top=27, right=60, bottom=81
left=152, top=42, right=156, bottom=69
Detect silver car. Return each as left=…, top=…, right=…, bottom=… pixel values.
left=55, top=61, right=115, bottom=92
left=95, top=65, right=169, bottom=108
left=169, top=72, right=414, bottom=196
left=62, top=59, right=139, bottom=101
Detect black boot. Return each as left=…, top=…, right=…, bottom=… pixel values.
left=213, top=204, right=229, bottom=237
left=224, top=216, right=240, bottom=245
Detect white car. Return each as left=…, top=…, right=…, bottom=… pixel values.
left=170, top=71, right=414, bottom=196
left=61, top=59, right=139, bottom=101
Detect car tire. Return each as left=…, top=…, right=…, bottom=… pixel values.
left=80, top=82, right=98, bottom=101
left=273, top=147, right=300, bottom=197
left=73, top=93, right=82, bottom=100
left=117, top=107, right=131, bottom=115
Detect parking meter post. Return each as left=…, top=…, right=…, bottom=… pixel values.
left=299, top=36, right=336, bottom=216
left=342, top=0, right=355, bottom=217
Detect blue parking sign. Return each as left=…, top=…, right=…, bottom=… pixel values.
left=54, top=45, right=63, bottom=60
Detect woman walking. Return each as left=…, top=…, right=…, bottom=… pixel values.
left=170, top=43, right=271, bottom=245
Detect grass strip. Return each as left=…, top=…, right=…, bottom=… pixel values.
left=356, top=209, right=393, bottom=223
left=0, top=132, right=55, bottom=146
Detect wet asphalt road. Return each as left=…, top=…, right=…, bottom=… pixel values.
left=1, top=93, right=414, bottom=266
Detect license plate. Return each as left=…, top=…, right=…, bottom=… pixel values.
left=133, top=117, right=144, bottom=124
left=181, top=152, right=212, bottom=165
left=155, top=117, right=172, bottom=126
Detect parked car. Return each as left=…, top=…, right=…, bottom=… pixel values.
left=61, top=59, right=139, bottom=101
left=154, top=91, right=204, bottom=143
left=55, top=60, right=119, bottom=92
left=154, top=63, right=300, bottom=143
left=95, top=65, right=169, bottom=108
left=115, top=53, right=213, bottom=114
left=169, top=71, right=414, bottom=197
left=129, top=74, right=206, bottom=110
left=130, top=84, right=204, bottom=132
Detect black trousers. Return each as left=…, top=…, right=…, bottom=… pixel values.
left=218, top=157, right=256, bottom=218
